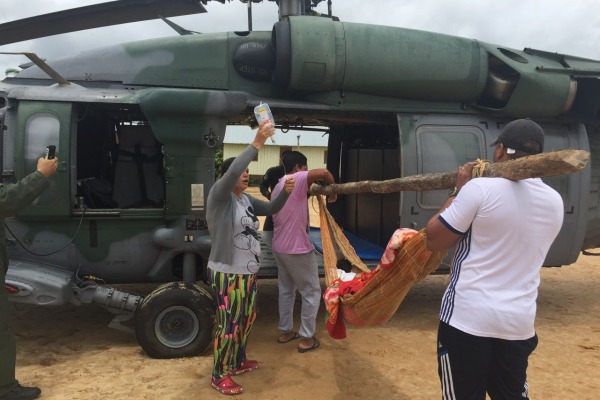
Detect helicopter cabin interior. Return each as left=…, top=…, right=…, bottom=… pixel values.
left=324, top=124, right=400, bottom=249
left=0, top=99, right=166, bottom=214
left=74, top=103, right=165, bottom=211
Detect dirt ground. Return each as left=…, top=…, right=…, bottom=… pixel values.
left=7, top=188, right=600, bottom=399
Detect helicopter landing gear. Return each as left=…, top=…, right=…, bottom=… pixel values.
left=134, top=281, right=215, bottom=359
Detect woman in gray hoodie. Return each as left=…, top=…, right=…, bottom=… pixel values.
left=206, top=122, right=294, bottom=395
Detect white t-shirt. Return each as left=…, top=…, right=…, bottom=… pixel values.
left=439, top=177, right=563, bottom=340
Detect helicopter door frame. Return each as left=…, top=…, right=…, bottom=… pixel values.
left=537, top=123, right=589, bottom=265
left=15, top=101, right=71, bottom=218
left=399, top=114, right=487, bottom=232
left=399, top=114, right=590, bottom=267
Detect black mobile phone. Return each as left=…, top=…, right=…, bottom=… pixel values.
left=45, top=145, right=56, bottom=160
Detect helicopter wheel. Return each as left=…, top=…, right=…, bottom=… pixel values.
left=134, top=281, right=215, bottom=359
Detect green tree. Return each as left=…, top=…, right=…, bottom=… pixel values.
left=214, top=147, right=223, bottom=179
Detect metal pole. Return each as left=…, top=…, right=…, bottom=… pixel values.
left=247, top=0, right=252, bottom=31
left=279, top=0, right=303, bottom=19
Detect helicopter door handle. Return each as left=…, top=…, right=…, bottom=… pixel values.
left=410, top=206, right=419, bottom=215
left=566, top=206, right=574, bottom=215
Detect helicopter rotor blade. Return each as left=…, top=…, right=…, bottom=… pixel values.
left=0, top=0, right=207, bottom=46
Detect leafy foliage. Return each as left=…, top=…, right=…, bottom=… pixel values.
left=214, top=147, right=223, bottom=179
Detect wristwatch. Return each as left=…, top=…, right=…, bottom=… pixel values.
left=449, top=186, right=459, bottom=197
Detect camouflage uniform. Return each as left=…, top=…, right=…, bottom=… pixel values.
left=0, top=171, right=49, bottom=397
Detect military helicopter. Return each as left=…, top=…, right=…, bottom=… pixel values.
left=1, top=0, right=600, bottom=359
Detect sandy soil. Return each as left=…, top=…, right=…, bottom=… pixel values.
left=7, top=189, right=600, bottom=399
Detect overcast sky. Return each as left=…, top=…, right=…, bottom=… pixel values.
left=1, top=0, right=600, bottom=77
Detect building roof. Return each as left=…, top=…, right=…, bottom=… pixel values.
left=224, top=125, right=328, bottom=147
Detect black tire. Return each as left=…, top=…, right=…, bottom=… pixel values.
left=134, top=281, right=215, bottom=359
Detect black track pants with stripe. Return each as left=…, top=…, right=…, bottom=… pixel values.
left=437, top=321, right=537, bottom=400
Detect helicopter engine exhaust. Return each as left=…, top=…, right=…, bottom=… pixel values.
left=269, top=16, right=579, bottom=119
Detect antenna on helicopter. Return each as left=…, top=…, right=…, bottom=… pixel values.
left=160, top=16, right=202, bottom=35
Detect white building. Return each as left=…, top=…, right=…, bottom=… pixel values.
left=223, top=126, right=329, bottom=179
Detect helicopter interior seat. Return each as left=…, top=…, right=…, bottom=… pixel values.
left=111, top=125, right=164, bottom=208
left=75, top=116, right=120, bottom=209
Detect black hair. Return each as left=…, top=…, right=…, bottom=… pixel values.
left=279, top=149, right=292, bottom=164
left=507, top=139, right=543, bottom=160
left=336, top=259, right=353, bottom=273
left=220, top=157, right=235, bottom=178
left=281, top=150, right=307, bottom=173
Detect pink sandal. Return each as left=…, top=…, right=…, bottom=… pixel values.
left=211, top=376, right=243, bottom=395
left=230, top=359, right=259, bottom=376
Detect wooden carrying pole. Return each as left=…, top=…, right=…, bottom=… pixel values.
left=310, top=149, right=589, bottom=196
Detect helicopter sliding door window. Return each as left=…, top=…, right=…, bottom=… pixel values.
left=416, top=125, right=485, bottom=209
left=24, top=114, right=59, bottom=176
left=16, top=101, right=72, bottom=217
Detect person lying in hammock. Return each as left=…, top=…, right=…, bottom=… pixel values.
left=334, top=259, right=364, bottom=281
left=323, top=228, right=418, bottom=339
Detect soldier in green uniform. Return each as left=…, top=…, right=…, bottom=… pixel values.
left=0, top=156, right=58, bottom=400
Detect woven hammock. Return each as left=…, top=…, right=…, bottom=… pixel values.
left=318, top=196, right=446, bottom=327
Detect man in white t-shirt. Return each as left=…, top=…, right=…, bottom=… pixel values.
left=425, top=119, right=564, bottom=400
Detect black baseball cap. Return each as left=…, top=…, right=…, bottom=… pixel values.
left=489, top=119, right=544, bottom=154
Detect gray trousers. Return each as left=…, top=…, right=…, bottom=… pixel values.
left=273, top=251, right=321, bottom=339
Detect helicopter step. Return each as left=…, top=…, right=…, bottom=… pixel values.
left=6, top=261, right=73, bottom=306
left=6, top=261, right=144, bottom=332
left=5, top=261, right=143, bottom=310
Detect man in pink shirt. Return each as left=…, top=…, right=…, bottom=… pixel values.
left=271, top=151, right=337, bottom=352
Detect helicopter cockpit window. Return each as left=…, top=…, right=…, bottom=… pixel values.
left=417, top=125, right=484, bottom=208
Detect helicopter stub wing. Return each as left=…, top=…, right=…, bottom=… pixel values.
left=0, top=0, right=207, bottom=46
